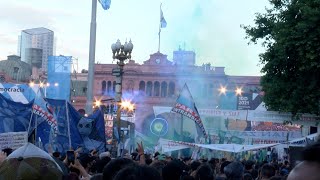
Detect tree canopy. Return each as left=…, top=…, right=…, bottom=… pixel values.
left=243, top=0, right=320, bottom=115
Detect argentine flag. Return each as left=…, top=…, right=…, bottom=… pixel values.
left=160, top=4, right=167, bottom=28
left=99, top=0, right=111, bottom=10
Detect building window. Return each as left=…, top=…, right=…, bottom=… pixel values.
left=102, top=81, right=106, bottom=95
left=161, top=81, right=167, bottom=97
left=139, top=81, right=146, bottom=95
left=154, top=81, right=160, bottom=97
left=146, top=81, right=153, bottom=96
left=126, top=80, right=134, bottom=94
left=168, top=82, right=175, bottom=97
left=113, top=81, right=116, bottom=93
left=107, top=81, right=112, bottom=94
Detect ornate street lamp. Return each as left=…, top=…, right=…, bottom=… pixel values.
left=111, top=39, right=133, bottom=155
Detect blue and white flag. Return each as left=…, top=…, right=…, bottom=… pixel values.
left=160, top=4, right=167, bottom=28
left=171, top=84, right=207, bottom=138
left=99, top=0, right=111, bottom=10
left=0, top=83, right=37, bottom=104
left=0, top=93, right=33, bottom=133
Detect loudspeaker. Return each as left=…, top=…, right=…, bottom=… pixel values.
left=310, top=126, right=318, bottom=134
left=289, top=146, right=304, bottom=168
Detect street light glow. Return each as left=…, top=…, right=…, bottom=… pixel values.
left=121, top=100, right=135, bottom=111
left=235, top=88, right=243, bottom=96
left=219, top=86, right=227, bottom=95
left=29, top=82, right=35, bottom=87
left=46, top=83, right=50, bottom=87
left=39, top=82, right=44, bottom=87
left=54, top=83, right=59, bottom=87
left=95, top=100, right=101, bottom=107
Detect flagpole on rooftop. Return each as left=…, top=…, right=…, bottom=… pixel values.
left=158, top=3, right=162, bottom=53
left=85, top=0, right=98, bottom=115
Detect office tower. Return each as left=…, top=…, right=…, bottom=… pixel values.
left=18, top=27, right=54, bottom=71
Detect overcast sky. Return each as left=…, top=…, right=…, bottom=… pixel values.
left=0, top=0, right=269, bottom=76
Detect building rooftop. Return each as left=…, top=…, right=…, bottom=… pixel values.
left=22, top=27, right=53, bottom=35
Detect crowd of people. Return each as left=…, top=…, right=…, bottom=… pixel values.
left=0, top=140, right=319, bottom=180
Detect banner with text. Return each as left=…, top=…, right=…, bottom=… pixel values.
left=0, top=132, right=28, bottom=150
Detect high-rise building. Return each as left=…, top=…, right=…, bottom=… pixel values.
left=18, top=27, right=54, bottom=71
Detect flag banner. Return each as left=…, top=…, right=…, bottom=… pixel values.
left=0, top=83, right=38, bottom=104
left=171, top=84, right=207, bottom=138
left=33, top=92, right=72, bottom=152
left=99, top=0, right=111, bottom=10
left=160, top=5, right=167, bottom=28
left=80, top=108, right=106, bottom=153
left=0, top=93, right=33, bottom=133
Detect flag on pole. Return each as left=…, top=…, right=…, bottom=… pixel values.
left=171, top=84, right=207, bottom=138
left=160, top=4, right=167, bottom=28
left=98, top=0, right=111, bottom=10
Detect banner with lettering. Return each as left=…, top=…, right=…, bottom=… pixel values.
left=0, top=131, right=28, bottom=150
left=0, top=83, right=38, bottom=104
left=159, top=138, right=195, bottom=153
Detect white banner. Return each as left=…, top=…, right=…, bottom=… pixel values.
left=198, top=109, right=248, bottom=120
left=158, top=138, right=194, bottom=153
left=158, top=138, right=279, bottom=153
left=208, top=130, right=302, bottom=141
left=0, top=132, right=28, bottom=150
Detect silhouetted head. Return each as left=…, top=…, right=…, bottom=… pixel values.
left=113, top=165, right=161, bottom=180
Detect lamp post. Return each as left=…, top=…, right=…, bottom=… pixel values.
left=111, top=39, right=133, bottom=155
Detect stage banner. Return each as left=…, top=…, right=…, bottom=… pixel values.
left=0, top=93, right=33, bottom=133
left=237, top=93, right=265, bottom=110
left=0, top=131, right=28, bottom=150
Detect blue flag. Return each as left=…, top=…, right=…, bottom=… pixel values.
left=171, top=84, right=207, bottom=138
left=0, top=93, right=33, bottom=133
left=99, top=0, right=111, bottom=10
left=78, top=108, right=106, bottom=153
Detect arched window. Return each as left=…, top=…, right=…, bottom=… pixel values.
left=168, top=82, right=175, bottom=97
left=107, top=81, right=112, bottom=94
left=113, top=81, right=116, bottom=93
left=161, top=81, right=167, bottom=97
left=126, top=80, right=134, bottom=94
left=146, top=81, right=153, bottom=96
left=102, top=81, right=106, bottom=95
left=154, top=81, right=160, bottom=97
left=139, top=81, right=146, bottom=95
